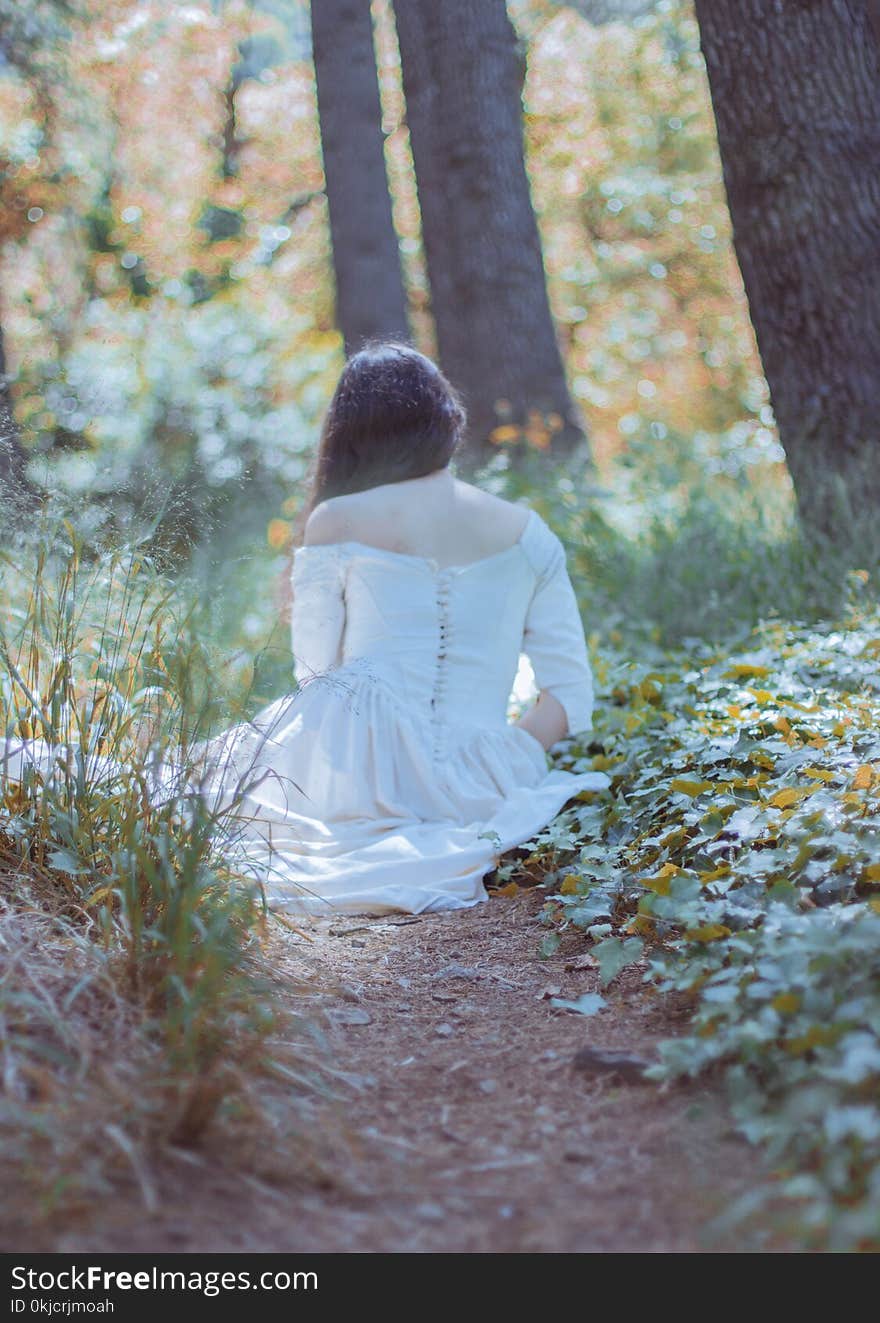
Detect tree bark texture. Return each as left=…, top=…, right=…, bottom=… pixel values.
left=0, top=319, right=35, bottom=504
left=694, top=0, right=880, bottom=534
left=392, top=0, right=588, bottom=467
left=311, top=0, right=410, bottom=353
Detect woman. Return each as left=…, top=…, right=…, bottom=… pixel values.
left=2, top=342, right=610, bottom=916
left=199, top=341, right=610, bottom=914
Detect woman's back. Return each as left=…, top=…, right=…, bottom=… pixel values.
left=291, top=492, right=597, bottom=747
left=296, top=510, right=542, bottom=745
left=303, top=471, right=532, bottom=568
left=2, top=342, right=612, bottom=919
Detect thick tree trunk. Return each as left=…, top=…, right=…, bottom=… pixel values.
left=694, top=0, right=880, bottom=536
left=311, top=0, right=410, bottom=353
left=392, top=0, right=588, bottom=468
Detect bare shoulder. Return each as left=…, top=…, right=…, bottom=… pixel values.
left=451, top=480, right=533, bottom=537
left=302, top=496, right=360, bottom=546
left=305, top=483, right=408, bottom=545
left=303, top=479, right=534, bottom=553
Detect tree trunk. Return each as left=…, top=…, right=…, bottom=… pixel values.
left=392, top=0, right=588, bottom=468
left=694, top=0, right=880, bottom=536
left=311, top=0, right=410, bottom=353
left=0, top=320, right=36, bottom=506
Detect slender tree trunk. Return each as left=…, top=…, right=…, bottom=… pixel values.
left=392, top=0, right=588, bottom=468
left=694, top=0, right=880, bottom=536
left=311, top=0, right=410, bottom=353
left=0, top=319, right=36, bottom=505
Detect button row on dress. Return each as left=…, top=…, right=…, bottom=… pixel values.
left=430, top=577, right=453, bottom=747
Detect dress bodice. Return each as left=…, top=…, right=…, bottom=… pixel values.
left=1, top=510, right=610, bottom=921
left=290, top=507, right=596, bottom=741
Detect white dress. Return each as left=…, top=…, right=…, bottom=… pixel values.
left=196, top=507, right=611, bottom=915
left=0, top=509, right=610, bottom=915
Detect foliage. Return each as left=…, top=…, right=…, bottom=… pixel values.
left=481, top=437, right=880, bottom=649
left=505, top=584, right=880, bottom=1249
left=1, top=0, right=782, bottom=551
left=20, top=294, right=333, bottom=559
left=512, top=0, right=767, bottom=464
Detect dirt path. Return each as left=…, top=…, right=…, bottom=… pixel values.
left=31, top=888, right=783, bottom=1255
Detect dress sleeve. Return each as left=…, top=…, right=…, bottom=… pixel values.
left=521, top=520, right=595, bottom=736
left=290, top=545, right=347, bottom=685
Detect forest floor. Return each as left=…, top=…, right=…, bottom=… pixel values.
left=13, top=888, right=789, bottom=1255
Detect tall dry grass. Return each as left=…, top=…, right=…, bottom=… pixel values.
left=0, top=511, right=324, bottom=1238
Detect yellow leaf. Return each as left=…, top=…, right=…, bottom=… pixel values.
left=625, top=914, right=655, bottom=937
left=266, top=518, right=292, bottom=551
left=699, top=865, right=731, bottom=884
left=685, top=924, right=731, bottom=942
left=489, top=424, right=520, bottom=444
left=746, top=687, right=773, bottom=704
left=669, top=778, right=714, bottom=797
left=769, top=787, right=810, bottom=808
left=870, top=899, right=880, bottom=914
left=726, top=703, right=743, bottom=719
left=786, top=1025, right=835, bottom=1056
left=642, top=862, right=682, bottom=895
left=864, top=863, right=880, bottom=883
left=492, top=881, right=520, bottom=898
left=802, top=767, right=835, bottom=782
left=852, top=764, right=875, bottom=790
left=724, top=663, right=771, bottom=678
left=751, top=752, right=776, bottom=769
left=86, top=884, right=114, bottom=905
left=560, top=874, right=581, bottom=895
left=772, top=993, right=801, bottom=1015
left=524, top=425, right=551, bottom=450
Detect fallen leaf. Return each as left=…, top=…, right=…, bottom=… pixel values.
left=669, top=778, right=714, bottom=797
left=772, top=993, right=801, bottom=1014
left=684, top=924, right=731, bottom=943
left=549, top=993, right=607, bottom=1017
left=565, top=953, right=599, bottom=971
left=492, top=881, right=520, bottom=898
left=328, top=1007, right=372, bottom=1026
left=571, top=1046, right=651, bottom=1083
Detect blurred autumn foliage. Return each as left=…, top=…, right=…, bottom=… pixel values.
left=0, top=0, right=780, bottom=527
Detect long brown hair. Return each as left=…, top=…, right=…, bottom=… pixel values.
left=307, top=341, right=466, bottom=513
